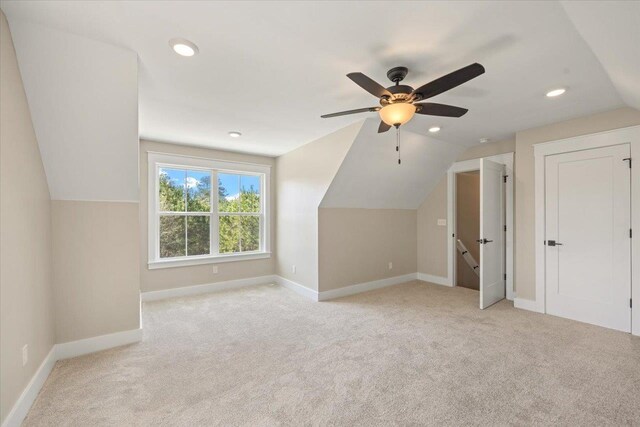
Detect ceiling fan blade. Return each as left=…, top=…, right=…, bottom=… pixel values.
left=378, top=121, right=391, bottom=133
left=414, top=102, right=468, bottom=117
left=412, top=63, right=485, bottom=100
left=347, top=72, right=392, bottom=98
left=321, top=107, right=379, bottom=118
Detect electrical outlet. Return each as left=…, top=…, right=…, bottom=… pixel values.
left=437, top=219, right=447, bottom=226
left=22, top=345, right=28, bottom=367
left=388, top=262, right=393, bottom=270
left=292, top=265, right=296, bottom=274
left=212, top=265, right=218, bottom=274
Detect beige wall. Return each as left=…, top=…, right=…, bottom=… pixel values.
left=276, top=122, right=363, bottom=291
left=417, top=139, right=515, bottom=279
left=51, top=201, right=140, bottom=343
left=455, top=172, right=480, bottom=290
left=318, top=208, right=417, bottom=291
left=514, top=107, right=640, bottom=300
left=0, top=11, right=56, bottom=422
left=417, top=177, right=448, bottom=277
left=139, top=140, right=276, bottom=292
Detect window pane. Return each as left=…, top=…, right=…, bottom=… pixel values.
left=240, top=215, right=260, bottom=252
left=159, top=168, right=185, bottom=212
left=240, top=175, right=260, bottom=213
left=160, top=215, right=185, bottom=258
left=219, top=215, right=240, bottom=254
left=187, top=216, right=210, bottom=256
left=187, top=170, right=211, bottom=212
left=218, top=173, right=240, bottom=213
left=218, top=215, right=260, bottom=254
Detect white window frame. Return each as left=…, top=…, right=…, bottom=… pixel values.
left=148, top=152, right=271, bottom=269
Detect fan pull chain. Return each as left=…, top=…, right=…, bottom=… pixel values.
left=396, top=125, right=401, bottom=165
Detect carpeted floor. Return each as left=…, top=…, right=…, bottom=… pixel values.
left=24, top=281, right=640, bottom=426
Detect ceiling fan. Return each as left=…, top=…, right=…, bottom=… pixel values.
left=321, top=63, right=485, bottom=133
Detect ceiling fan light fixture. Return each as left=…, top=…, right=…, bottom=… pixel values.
left=378, top=103, right=416, bottom=126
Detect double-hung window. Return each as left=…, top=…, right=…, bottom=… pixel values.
left=148, top=153, right=270, bottom=269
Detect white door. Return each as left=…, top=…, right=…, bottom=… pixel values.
left=545, top=144, right=631, bottom=332
left=480, top=158, right=505, bottom=309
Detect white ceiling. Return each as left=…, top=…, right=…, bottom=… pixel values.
left=321, top=119, right=464, bottom=209
left=1, top=1, right=636, bottom=157
left=8, top=19, right=139, bottom=201
left=560, top=1, right=640, bottom=110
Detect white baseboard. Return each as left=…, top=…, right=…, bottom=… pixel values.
left=274, top=275, right=319, bottom=301
left=3, top=328, right=144, bottom=426
left=56, top=328, right=143, bottom=360
left=513, top=297, right=543, bottom=313
left=318, top=273, right=418, bottom=301
left=141, top=275, right=277, bottom=302
left=417, top=273, right=452, bottom=287
left=1, top=347, right=56, bottom=427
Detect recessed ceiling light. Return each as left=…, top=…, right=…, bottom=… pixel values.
left=546, top=88, right=566, bottom=98
left=228, top=131, right=242, bottom=138
left=428, top=126, right=441, bottom=133
left=479, top=138, right=490, bottom=144
left=169, top=38, right=198, bottom=57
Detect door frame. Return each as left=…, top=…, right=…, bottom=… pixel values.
left=533, top=125, right=640, bottom=335
left=446, top=152, right=514, bottom=300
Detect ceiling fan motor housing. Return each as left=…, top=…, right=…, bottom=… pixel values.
left=386, top=66, right=409, bottom=83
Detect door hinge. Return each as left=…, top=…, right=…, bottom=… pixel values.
left=623, top=158, right=631, bottom=168
left=503, top=175, right=508, bottom=183
left=504, top=225, right=507, bottom=232
left=630, top=229, right=633, bottom=238
left=504, top=273, right=507, bottom=280
left=631, top=298, right=633, bottom=309
left=452, top=233, right=455, bottom=238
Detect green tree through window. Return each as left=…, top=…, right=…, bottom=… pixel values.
left=158, top=168, right=261, bottom=258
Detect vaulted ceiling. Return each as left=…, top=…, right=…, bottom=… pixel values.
left=2, top=1, right=638, bottom=157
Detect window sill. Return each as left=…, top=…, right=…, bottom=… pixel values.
left=148, top=252, right=271, bottom=270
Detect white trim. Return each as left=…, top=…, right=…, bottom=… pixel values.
left=533, top=125, right=640, bottom=334
left=274, top=276, right=319, bottom=301
left=513, top=297, right=544, bottom=313
left=55, top=328, right=143, bottom=360
left=2, top=328, right=144, bottom=427
left=318, top=273, right=418, bottom=301
left=147, top=152, right=271, bottom=268
left=1, top=347, right=56, bottom=427
left=417, top=272, right=452, bottom=286
left=141, top=275, right=277, bottom=301
left=446, top=152, right=515, bottom=300
left=148, top=251, right=271, bottom=269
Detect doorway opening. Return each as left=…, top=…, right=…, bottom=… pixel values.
left=455, top=171, right=480, bottom=291
left=447, top=153, right=514, bottom=308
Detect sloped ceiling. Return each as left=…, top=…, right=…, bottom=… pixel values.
left=320, top=119, right=463, bottom=209
left=561, top=1, right=640, bottom=110
left=0, top=0, right=632, bottom=157
left=7, top=19, right=139, bottom=201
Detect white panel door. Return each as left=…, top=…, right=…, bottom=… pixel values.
left=480, top=159, right=505, bottom=309
left=545, top=144, right=631, bottom=332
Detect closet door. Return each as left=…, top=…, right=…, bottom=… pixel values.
left=544, top=144, right=631, bottom=332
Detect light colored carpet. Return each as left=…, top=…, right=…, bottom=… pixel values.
left=24, top=281, right=640, bottom=426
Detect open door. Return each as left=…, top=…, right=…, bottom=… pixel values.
left=479, top=158, right=505, bottom=309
